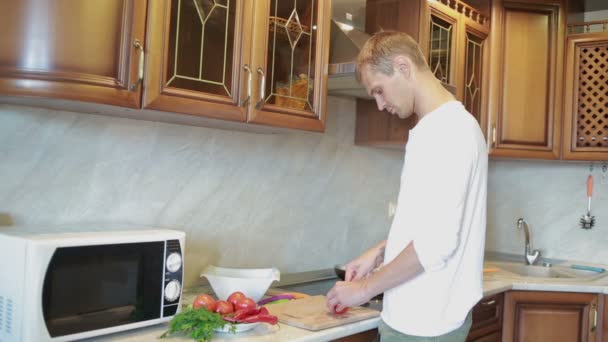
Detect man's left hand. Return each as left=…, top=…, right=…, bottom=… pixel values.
left=326, top=279, right=373, bottom=313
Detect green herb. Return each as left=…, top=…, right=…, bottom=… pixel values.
left=160, top=307, right=236, bottom=342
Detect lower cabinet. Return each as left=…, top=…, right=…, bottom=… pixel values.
left=502, top=291, right=600, bottom=342
left=333, top=328, right=379, bottom=342
left=467, top=293, right=504, bottom=342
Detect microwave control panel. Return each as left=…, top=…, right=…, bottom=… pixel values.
left=162, top=239, right=183, bottom=317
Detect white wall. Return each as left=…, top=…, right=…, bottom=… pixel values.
left=0, top=97, right=403, bottom=287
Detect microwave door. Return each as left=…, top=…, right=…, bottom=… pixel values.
left=41, top=242, right=165, bottom=338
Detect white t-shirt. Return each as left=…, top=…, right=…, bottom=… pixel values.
left=381, top=101, right=488, bottom=336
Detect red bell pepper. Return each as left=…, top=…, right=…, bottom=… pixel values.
left=239, top=314, right=278, bottom=325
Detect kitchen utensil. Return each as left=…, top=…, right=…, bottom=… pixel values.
left=257, top=294, right=295, bottom=305
left=580, top=174, right=596, bottom=229
left=265, top=295, right=380, bottom=331
left=334, top=264, right=346, bottom=280
left=200, top=265, right=280, bottom=302
left=570, top=264, right=605, bottom=273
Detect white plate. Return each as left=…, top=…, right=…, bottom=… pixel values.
left=214, top=322, right=261, bottom=333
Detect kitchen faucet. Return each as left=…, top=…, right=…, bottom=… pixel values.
left=517, top=218, right=541, bottom=265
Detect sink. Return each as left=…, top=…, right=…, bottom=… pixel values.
left=488, top=261, right=608, bottom=281
left=495, top=263, right=572, bottom=279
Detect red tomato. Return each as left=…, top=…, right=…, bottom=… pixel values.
left=333, top=305, right=349, bottom=315
left=234, top=297, right=257, bottom=310
left=193, top=294, right=216, bottom=312
left=214, top=300, right=234, bottom=315
left=227, top=291, right=246, bottom=308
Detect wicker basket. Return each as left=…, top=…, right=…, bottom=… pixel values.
left=275, top=75, right=310, bottom=110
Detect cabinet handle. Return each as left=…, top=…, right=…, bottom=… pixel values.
left=481, top=299, right=496, bottom=306
left=241, top=65, right=252, bottom=107
left=492, top=126, right=497, bottom=148
left=255, top=67, right=266, bottom=109
left=130, top=39, right=144, bottom=91
left=592, top=306, right=597, bottom=332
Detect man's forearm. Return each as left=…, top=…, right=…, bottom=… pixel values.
left=362, top=241, right=424, bottom=298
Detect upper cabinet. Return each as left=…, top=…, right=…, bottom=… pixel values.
left=0, top=0, right=331, bottom=132
left=0, top=0, right=147, bottom=108
left=144, top=0, right=331, bottom=132
left=562, top=25, right=608, bottom=161
left=355, top=0, right=490, bottom=149
left=428, top=0, right=490, bottom=126
left=248, top=0, right=331, bottom=131
left=144, top=0, right=250, bottom=122
left=487, top=0, right=566, bottom=159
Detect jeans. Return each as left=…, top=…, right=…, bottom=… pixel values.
left=378, top=310, right=473, bottom=342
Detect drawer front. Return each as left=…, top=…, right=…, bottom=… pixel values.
left=467, top=293, right=504, bottom=341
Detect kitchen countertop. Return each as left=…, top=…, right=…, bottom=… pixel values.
left=89, top=256, right=608, bottom=342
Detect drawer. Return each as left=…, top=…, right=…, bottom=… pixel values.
left=467, top=293, right=503, bottom=341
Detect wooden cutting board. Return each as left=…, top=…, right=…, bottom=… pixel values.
left=265, top=295, right=380, bottom=331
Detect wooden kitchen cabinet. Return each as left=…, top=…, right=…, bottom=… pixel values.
left=144, top=0, right=331, bottom=132
left=502, top=291, right=601, bottom=342
left=487, top=0, right=566, bottom=159
left=562, top=31, right=608, bottom=161
left=356, top=0, right=490, bottom=149
left=467, top=293, right=503, bottom=342
left=0, top=0, right=147, bottom=108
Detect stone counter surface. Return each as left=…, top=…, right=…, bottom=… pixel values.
left=88, top=260, right=608, bottom=342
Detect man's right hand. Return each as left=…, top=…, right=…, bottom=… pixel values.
left=345, top=240, right=386, bottom=281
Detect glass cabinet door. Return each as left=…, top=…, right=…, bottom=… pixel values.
left=249, top=0, right=330, bottom=131
left=263, top=0, right=317, bottom=113
left=429, top=14, right=455, bottom=85
left=464, top=31, right=485, bottom=123
left=144, top=0, right=249, bottom=121
left=166, top=0, right=236, bottom=99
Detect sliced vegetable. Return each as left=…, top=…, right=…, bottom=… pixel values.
left=239, top=314, right=279, bottom=324
left=333, top=305, right=349, bottom=315
left=232, top=307, right=262, bottom=321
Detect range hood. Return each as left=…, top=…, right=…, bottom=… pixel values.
left=327, top=19, right=457, bottom=99
left=327, top=20, right=372, bottom=99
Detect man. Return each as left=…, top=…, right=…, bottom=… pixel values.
left=326, top=31, right=488, bottom=341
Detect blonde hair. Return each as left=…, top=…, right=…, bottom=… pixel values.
left=356, top=31, right=428, bottom=82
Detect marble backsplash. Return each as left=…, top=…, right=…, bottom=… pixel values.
left=487, top=159, right=608, bottom=264
left=0, top=97, right=402, bottom=287
left=2, top=97, right=607, bottom=286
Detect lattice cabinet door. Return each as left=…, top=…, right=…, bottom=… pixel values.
left=563, top=33, right=608, bottom=161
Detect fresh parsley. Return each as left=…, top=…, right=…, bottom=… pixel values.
left=160, top=307, right=236, bottom=342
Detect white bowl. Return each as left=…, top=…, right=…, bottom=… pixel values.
left=200, top=265, right=280, bottom=302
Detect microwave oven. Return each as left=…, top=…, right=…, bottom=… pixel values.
left=0, top=228, right=185, bottom=342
